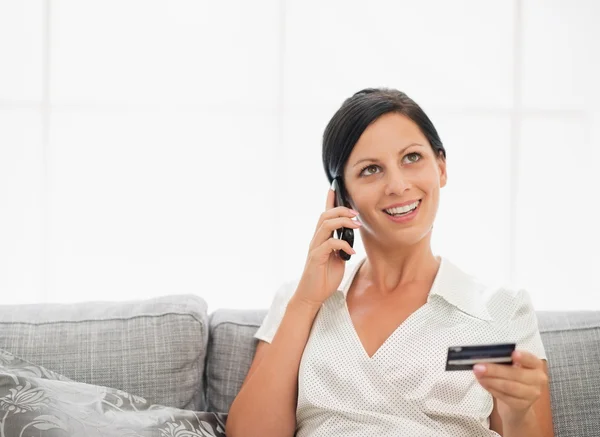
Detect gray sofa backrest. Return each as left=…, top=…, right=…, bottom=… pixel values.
left=0, top=295, right=209, bottom=411
left=206, top=309, right=266, bottom=412
left=208, top=309, right=600, bottom=437
left=536, top=312, right=600, bottom=436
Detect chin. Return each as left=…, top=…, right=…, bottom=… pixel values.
left=390, top=224, right=434, bottom=243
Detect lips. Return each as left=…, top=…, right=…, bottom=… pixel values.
left=382, top=200, right=421, bottom=223
left=382, top=199, right=422, bottom=210
left=383, top=200, right=421, bottom=216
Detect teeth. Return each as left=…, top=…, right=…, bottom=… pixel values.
left=385, top=201, right=419, bottom=215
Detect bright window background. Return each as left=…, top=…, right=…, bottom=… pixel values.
left=1, top=0, right=599, bottom=312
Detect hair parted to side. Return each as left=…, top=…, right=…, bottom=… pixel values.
left=322, top=88, right=446, bottom=192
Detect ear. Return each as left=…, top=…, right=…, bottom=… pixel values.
left=438, top=155, right=447, bottom=188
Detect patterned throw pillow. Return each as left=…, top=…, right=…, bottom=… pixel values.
left=0, top=348, right=227, bottom=437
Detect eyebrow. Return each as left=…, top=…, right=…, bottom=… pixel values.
left=351, top=143, right=425, bottom=168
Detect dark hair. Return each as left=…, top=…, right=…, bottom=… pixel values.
left=322, top=88, right=446, bottom=189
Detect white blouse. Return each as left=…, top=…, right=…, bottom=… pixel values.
left=254, top=256, right=547, bottom=437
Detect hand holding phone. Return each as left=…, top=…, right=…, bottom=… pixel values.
left=331, top=178, right=355, bottom=261
left=293, top=181, right=360, bottom=308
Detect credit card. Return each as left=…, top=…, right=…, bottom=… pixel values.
left=445, top=343, right=516, bottom=371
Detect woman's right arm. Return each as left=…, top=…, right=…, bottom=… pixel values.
left=225, top=187, right=361, bottom=437
left=225, top=291, right=321, bottom=437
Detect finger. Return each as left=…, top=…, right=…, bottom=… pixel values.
left=512, top=350, right=544, bottom=370
left=485, top=388, right=531, bottom=410
left=312, top=217, right=361, bottom=246
left=312, top=238, right=355, bottom=260
left=321, top=206, right=359, bottom=221
left=314, top=207, right=359, bottom=233
left=326, top=185, right=336, bottom=210
left=326, top=238, right=356, bottom=256
left=474, top=363, right=538, bottom=386
left=477, top=376, right=540, bottom=402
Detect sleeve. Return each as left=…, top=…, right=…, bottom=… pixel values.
left=253, top=280, right=299, bottom=344
left=507, top=289, right=547, bottom=361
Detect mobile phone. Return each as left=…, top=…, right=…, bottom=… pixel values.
left=331, top=178, right=354, bottom=261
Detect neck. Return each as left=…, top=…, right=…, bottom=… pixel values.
left=358, top=232, right=440, bottom=296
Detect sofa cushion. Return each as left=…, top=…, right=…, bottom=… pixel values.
left=0, top=347, right=227, bottom=437
left=538, top=311, right=600, bottom=437
left=0, top=295, right=208, bottom=410
left=206, top=309, right=266, bottom=413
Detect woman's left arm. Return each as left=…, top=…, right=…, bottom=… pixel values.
left=477, top=350, right=554, bottom=437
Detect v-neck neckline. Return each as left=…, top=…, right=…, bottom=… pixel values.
left=343, top=298, right=431, bottom=361
left=339, top=257, right=442, bottom=361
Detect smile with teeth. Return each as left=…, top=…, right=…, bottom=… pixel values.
left=384, top=200, right=421, bottom=216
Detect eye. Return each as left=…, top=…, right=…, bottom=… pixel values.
left=359, top=164, right=381, bottom=177
left=403, top=152, right=422, bottom=164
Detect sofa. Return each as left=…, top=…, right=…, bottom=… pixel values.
left=0, top=294, right=598, bottom=436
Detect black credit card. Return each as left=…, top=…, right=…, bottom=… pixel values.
left=445, top=343, right=516, bottom=371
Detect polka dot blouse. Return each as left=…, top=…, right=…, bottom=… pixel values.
left=254, top=256, right=547, bottom=437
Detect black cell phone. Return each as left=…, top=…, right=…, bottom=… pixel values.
left=331, top=178, right=354, bottom=261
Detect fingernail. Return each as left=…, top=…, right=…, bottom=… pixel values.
left=350, top=209, right=359, bottom=215
left=513, top=351, right=521, bottom=360
left=330, top=180, right=336, bottom=192
left=473, top=364, right=486, bottom=374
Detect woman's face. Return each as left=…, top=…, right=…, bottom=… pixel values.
left=343, top=112, right=447, bottom=248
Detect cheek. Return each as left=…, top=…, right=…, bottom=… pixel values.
left=350, top=192, right=382, bottom=226
left=416, top=170, right=442, bottom=196
left=416, top=175, right=441, bottom=214
left=351, top=193, right=375, bottom=213
left=414, top=168, right=440, bottom=192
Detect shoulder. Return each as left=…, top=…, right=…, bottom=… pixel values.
left=460, top=270, right=547, bottom=359
left=271, top=279, right=301, bottom=308
left=483, top=285, right=538, bottom=322
left=437, top=258, right=538, bottom=323
left=254, top=279, right=300, bottom=343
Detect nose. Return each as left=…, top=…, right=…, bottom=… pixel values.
left=383, top=168, right=411, bottom=197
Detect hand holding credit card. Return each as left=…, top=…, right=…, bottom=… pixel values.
left=445, top=343, right=516, bottom=371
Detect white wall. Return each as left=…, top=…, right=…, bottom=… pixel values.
left=1, top=0, right=599, bottom=311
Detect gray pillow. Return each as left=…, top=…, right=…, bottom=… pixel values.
left=0, top=348, right=227, bottom=437
left=0, top=295, right=208, bottom=410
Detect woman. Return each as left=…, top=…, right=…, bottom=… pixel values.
left=226, top=88, right=553, bottom=437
